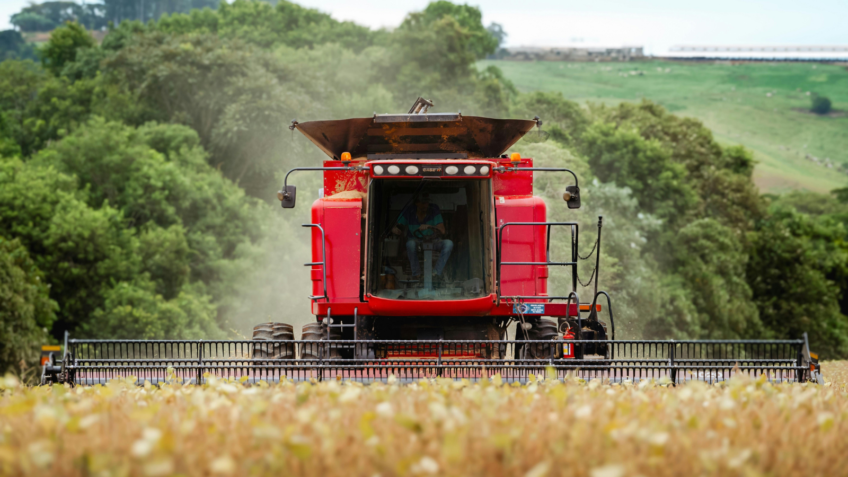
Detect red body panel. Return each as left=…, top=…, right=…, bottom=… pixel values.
left=310, top=198, right=362, bottom=302
left=323, top=160, right=368, bottom=196
left=495, top=196, right=548, bottom=301
left=367, top=294, right=496, bottom=316
left=493, top=158, right=533, bottom=196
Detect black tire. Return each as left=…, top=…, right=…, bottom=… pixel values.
left=515, top=318, right=559, bottom=360
left=300, top=322, right=342, bottom=359
left=252, top=322, right=294, bottom=361
left=530, top=319, right=559, bottom=359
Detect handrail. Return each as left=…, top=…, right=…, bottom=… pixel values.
left=281, top=166, right=358, bottom=196
left=496, top=221, right=579, bottom=301
left=494, top=166, right=579, bottom=189
left=303, top=224, right=328, bottom=302
left=591, top=291, right=615, bottom=341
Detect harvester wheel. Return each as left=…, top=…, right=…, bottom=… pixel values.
left=252, top=322, right=294, bottom=362
left=300, top=322, right=342, bottom=360
left=516, top=318, right=560, bottom=360
left=533, top=319, right=560, bottom=359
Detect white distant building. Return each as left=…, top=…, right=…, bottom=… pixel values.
left=501, top=45, right=644, bottom=62
left=666, top=45, right=848, bottom=62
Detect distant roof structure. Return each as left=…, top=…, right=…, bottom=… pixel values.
left=500, top=45, right=644, bottom=62
left=666, top=45, right=848, bottom=61
left=507, top=44, right=643, bottom=51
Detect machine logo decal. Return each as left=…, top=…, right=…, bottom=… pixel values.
left=421, top=166, right=443, bottom=176
left=513, top=304, right=545, bottom=314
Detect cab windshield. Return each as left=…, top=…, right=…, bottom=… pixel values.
left=367, top=178, right=493, bottom=300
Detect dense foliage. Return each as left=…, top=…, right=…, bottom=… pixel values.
left=10, top=0, right=219, bottom=31
left=0, top=237, right=56, bottom=375
left=1, top=0, right=848, bottom=372
left=0, top=30, right=37, bottom=61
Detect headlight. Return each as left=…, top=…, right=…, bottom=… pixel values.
left=405, top=165, right=419, bottom=175
left=445, top=165, right=459, bottom=175
left=387, top=165, right=400, bottom=174
left=479, top=166, right=490, bottom=175
left=463, top=165, right=476, bottom=175
left=373, top=165, right=384, bottom=175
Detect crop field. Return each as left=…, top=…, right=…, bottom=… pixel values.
left=0, top=362, right=845, bottom=476
left=480, top=59, right=848, bottom=193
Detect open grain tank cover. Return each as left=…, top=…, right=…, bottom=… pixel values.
left=294, top=113, right=538, bottom=160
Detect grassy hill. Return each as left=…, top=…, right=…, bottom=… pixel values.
left=480, top=59, right=848, bottom=193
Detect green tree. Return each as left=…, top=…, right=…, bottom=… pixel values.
left=486, top=23, right=506, bottom=49
left=0, top=30, right=38, bottom=61
left=39, top=22, right=96, bottom=76
left=747, top=205, right=848, bottom=357
left=666, top=219, right=760, bottom=338
left=402, top=1, right=498, bottom=59
left=581, top=122, right=696, bottom=224
left=473, top=65, right=518, bottom=117
left=9, top=12, right=56, bottom=32
left=14, top=75, right=99, bottom=155
left=514, top=92, right=589, bottom=145
left=585, top=101, right=762, bottom=234
left=21, top=119, right=268, bottom=335
left=153, top=0, right=379, bottom=51
left=0, top=157, right=124, bottom=336
left=33, top=118, right=265, bottom=281
left=0, top=114, right=21, bottom=158
left=0, top=60, right=45, bottom=150
left=86, top=279, right=223, bottom=339
left=811, top=95, right=832, bottom=115
left=59, top=47, right=107, bottom=81
left=0, top=237, right=57, bottom=375
left=10, top=2, right=108, bottom=32
left=0, top=151, right=231, bottom=340
left=101, top=31, right=317, bottom=193
left=391, top=9, right=479, bottom=97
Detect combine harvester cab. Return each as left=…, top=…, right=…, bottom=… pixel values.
left=45, top=99, right=825, bottom=386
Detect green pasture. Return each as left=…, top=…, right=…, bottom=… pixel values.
left=480, top=59, right=848, bottom=193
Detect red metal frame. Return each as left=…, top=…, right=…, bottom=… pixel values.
left=311, top=301, right=599, bottom=317
left=305, top=156, right=590, bottom=320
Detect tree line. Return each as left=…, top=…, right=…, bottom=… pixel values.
left=0, top=0, right=847, bottom=378
left=10, top=0, right=219, bottom=32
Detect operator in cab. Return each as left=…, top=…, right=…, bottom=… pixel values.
left=391, top=193, right=454, bottom=280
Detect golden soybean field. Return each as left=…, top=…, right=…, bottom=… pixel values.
left=1, top=362, right=846, bottom=477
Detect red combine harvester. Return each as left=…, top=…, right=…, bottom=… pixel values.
left=42, top=99, right=823, bottom=385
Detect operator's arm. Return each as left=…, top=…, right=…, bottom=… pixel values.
left=393, top=213, right=407, bottom=235
left=432, top=212, right=445, bottom=235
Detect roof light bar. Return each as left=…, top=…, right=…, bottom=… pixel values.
left=369, top=163, right=492, bottom=178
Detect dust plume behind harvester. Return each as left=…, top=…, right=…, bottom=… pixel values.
left=43, top=98, right=824, bottom=386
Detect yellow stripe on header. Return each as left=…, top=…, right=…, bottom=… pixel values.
left=41, top=345, right=61, bottom=351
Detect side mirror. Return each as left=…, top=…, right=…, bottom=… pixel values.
left=564, top=185, right=580, bottom=209
left=280, top=185, right=296, bottom=209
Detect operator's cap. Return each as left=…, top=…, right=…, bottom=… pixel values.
left=415, top=193, right=430, bottom=203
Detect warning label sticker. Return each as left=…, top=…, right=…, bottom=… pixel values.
left=513, top=304, right=545, bottom=315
